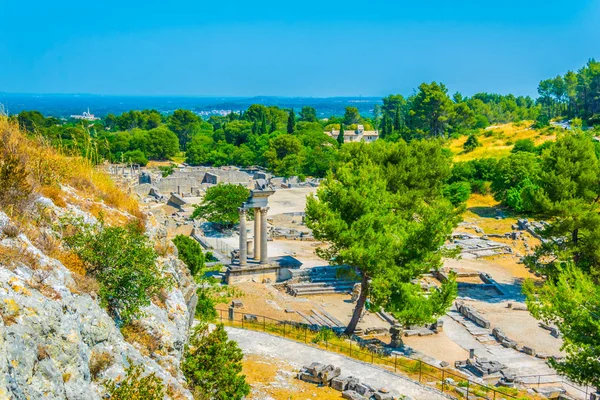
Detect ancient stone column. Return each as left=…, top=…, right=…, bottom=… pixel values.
left=253, top=208, right=261, bottom=260
left=238, top=208, right=247, bottom=267
left=260, top=207, right=269, bottom=264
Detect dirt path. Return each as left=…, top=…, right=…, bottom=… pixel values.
left=226, top=327, right=449, bottom=400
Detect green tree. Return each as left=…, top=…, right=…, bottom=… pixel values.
left=64, top=222, right=168, bottom=324
left=337, top=124, right=345, bottom=147
left=145, top=126, right=179, bottom=160
left=299, top=106, right=317, bottom=122
left=168, top=109, right=200, bottom=149
left=305, top=140, right=460, bottom=335
left=287, top=108, right=295, bottom=134
left=463, top=134, right=481, bottom=153
left=343, top=106, right=361, bottom=125
left=524, top=264, right=600, bottom=390
left=172, top=235, right=206, bottom=276
left=491, top=151, right=541, bottom=210
left=192, top=183, right=250, bottom=228
left=264, top=134, right=304, bottom=177
left=408, top=82, right=455, bottom=137
left=122, top=149, right=148, bottom=166
left=511, top=138, right=537, bottom=153
left=182, top=324, right=250, bottom=400
left=186, top=134, right=214, bottom=166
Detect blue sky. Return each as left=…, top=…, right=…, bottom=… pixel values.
left=1, top=0, right=599, bottom=97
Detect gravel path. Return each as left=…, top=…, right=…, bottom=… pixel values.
left=226, top=327, right=449, bottom=400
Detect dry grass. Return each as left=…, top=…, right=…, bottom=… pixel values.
left=121, top=322, right=162, bottom=357
left=53, top=249, right=87, bottom=276
left=39, top=185, right=67, bottom=208
left=1, top=223, right=20, bottom=239
left=448, top=122, right=556, bottom=162
left=0, top=245, right=40, bottom=271
left=0, top=117, right=142, bottom=220
left=89, top=350, right=114, bottom=380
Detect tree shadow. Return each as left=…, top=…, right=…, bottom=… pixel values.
left=457, top=278, right=526, bottom=303
left=467, top=206, right=501, bottom=218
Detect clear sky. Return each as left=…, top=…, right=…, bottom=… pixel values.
left=1, top=0, right=599, bottom=97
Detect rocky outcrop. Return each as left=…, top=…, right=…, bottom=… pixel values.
left=0, top=193, right=197, bottom=399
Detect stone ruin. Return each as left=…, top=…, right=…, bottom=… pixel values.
left=455, top=357, right=506, bottom=377
left=297, top=362, right=404, bottom=400
left=455, top=301, right=491, bottom=329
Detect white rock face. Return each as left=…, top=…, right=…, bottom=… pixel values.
left=0, top=197, right=197, bottom=399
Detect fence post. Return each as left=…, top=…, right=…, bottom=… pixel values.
left=394, top=355, right=397, bottom=373
left=263, top=316, right=266, bottom=331
left=350, top=342, right=352, bottom=357
left=419, top=360, right=422, bottom=383
left=242, top=313, right=244, bottom=329
left=371, top=351, right=374, bottom=364
left=466, top=380, right=469, bottom=399
left=283, top=321, right=286, bottom=337
left=326, top=337, right=328, bottom=350
left=304, top=327, right=307, bottom=343
left=441, top=370, right=445, bottom=393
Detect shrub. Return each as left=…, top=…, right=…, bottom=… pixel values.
left=105, top=362, right=165, bottom=400
left=195, top=289, right=217, bottom=322
left=0, top=154, right=33, bottom=214
left=191, top=183, right=251, bottom=228
left=511, top=138, right=537, bottom=154
left=121, top=322, right=161, bottom=357
left=1, top=223, right=20, bottom=238
left=158, top=164, right=176, bottom=177
left=443, top=181, right=471, bottom=206
left=172, top=235, right=205, bottom=276
left=64, top=220, right=169, bottom=324
left=122, top=150, right=148, bottom=167
left=182, top=324, right=250, bottom=400
left=463, top=134, right=481, bottom=153
left=89, top=351, right=114, bottom=380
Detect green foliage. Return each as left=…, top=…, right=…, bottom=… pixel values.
left=287, top=108, right=295, bottom=134
left=312, top=326, right=334, bottom=344
left=195, top=289, right=218, bottom=322
left=172, top=234, right=205, bottom=276
left=511, top=138, right=537, bottom=153
left=158, top=164, right=176, bottom=177
left=105, top=362, right=165, bottom=400
left=305, top=140, right=460, bottom=333
left=145, top=126, right=180, bottom=160
left=408, top=82, right=454, bottom=138
left=168, top=109, right=201, bottom=149
left=491, top=152, right=541, bottom=208
left=264, top=134, right=304, bottom=177
left=524, top=264, right=600, bottom=388
left=299, top=106, right=317, bottom=122
left=192, top=183, right=250, bottom=228
left=64, top=221, right=169, bottom=324
left=533, top=113, right=550, bottom=129
left=343, top=106, right=361, bottom=125
left=182, top=323, right=250, bottom=400
left=337, top=124, right=345, bottom=147
left=463, top=134, right=481, bottom=152
left=122, top=149, right=148, bottom=166
left=443, top=181, right=471, bottom=206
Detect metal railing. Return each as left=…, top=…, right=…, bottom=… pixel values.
left=517, top=373, right=592, bottom=399
left=217, top=308, right=523, bottom=400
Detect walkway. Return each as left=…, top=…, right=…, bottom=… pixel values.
left=226, top=327, right=449, bottom=400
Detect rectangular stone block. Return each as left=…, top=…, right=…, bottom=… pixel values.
left=331, top=377, right=349, bottom=391
left=346, top=377, right=361, bottom=391
left=342, top=390, right=367, bottom=400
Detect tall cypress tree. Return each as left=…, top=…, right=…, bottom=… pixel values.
left=270, top=118, right=277, bottom=133
left=287, top=108, right=295, bottom=134
left=393, top=104, right=402, bottom=131
left=260, top=114, right=268, bottom=135
left=337, top=123, right=345, bottom=147
left=380, top=114, right=390, bottom=138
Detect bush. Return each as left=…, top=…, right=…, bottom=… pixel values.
left=443, top=182, right=471, bottom=206
left=172, top=234, right=205, bottom=276
left=191, top=183, right=251, bottom=228
left=105, top=362, right=165, bottom=400
left=64, top=220, right=169, bottom=324
left=0, top=154, right=33, bottom=213
left=158, top=164, right=176, bottom=177
left=122, top=150, right=148, bottom=166
left=195, top=289, right=218, bottom=322
left=463, top=134, right=481, bottom=153
left=511, top=138, right=537, bottom=154
left=89, top=351, right=114, bottom=380
left=182, top=324, right=250, bottom=400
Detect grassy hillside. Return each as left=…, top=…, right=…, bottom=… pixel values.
left=448, top=121, right=557, bottom=162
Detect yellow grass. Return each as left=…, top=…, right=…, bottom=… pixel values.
left=0, top=117, right=141, bottom=219
left=448, top=122, right=557, bottom=162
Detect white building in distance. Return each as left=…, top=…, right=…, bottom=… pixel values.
left=325, top=124, right=378, bottom=143
left=70, top=108, right=99, bottom=121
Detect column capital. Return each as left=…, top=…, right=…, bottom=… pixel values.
left=238, top=207, right=247, bottom=215
left=259, top=206, right=269, bottom=213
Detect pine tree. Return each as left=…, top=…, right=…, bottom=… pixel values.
left=337, top=123, right=345, bottom=147
left=270, top=119, right=277, bottom=133
left=287, top=108, right=295, bottom=134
